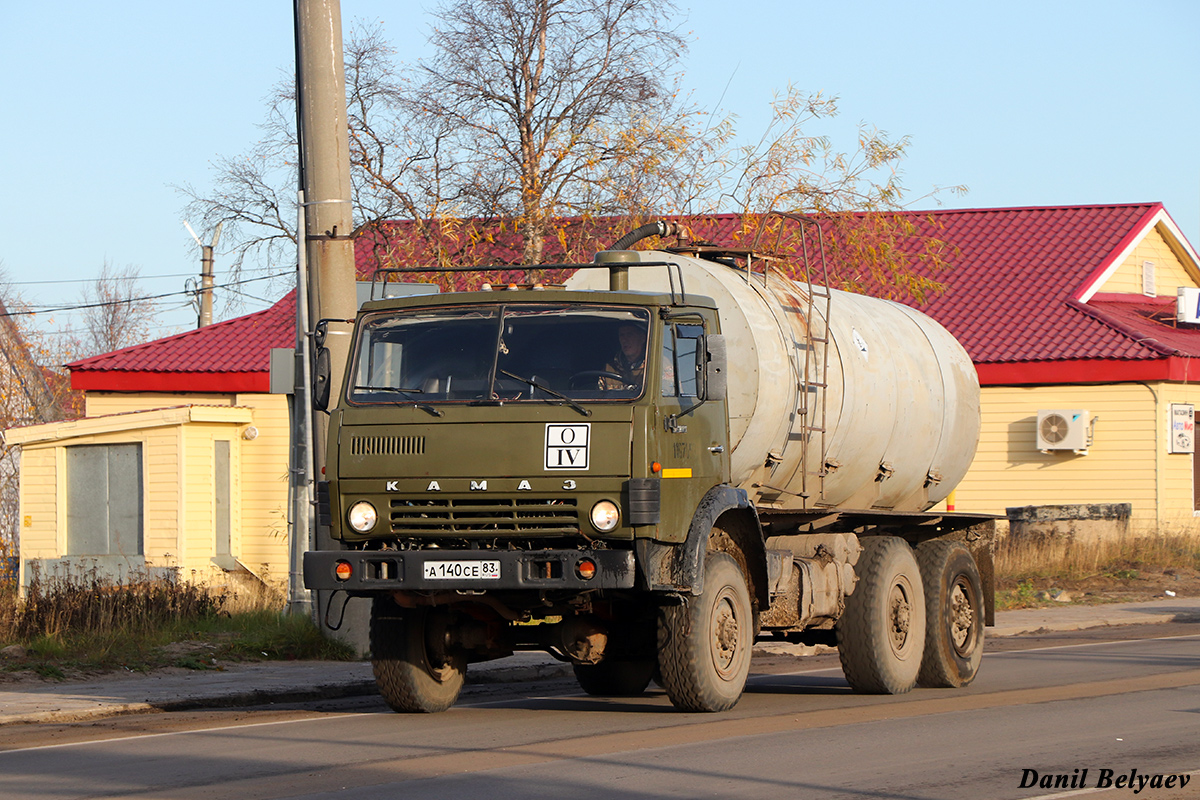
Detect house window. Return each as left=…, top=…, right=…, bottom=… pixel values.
left=1142, top=260, right=1156, bottom=296
left=66, top=444, right=143, bottom=556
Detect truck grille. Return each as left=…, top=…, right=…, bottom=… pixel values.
left=389, top=498, right=579, bottom=535
left=351, top=435, right=426, bottom=456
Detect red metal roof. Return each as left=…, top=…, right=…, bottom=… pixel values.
left=887, top=203, right=1165, bottom=364
left=69, top=291, right=295, bottom=392
left=68, top=203, right=1200, bottom=392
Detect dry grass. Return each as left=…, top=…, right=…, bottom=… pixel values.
left=0, top=563, right=353, bottom=675
left=996, top=530, right=1200, bottom=583
left=2, top=563, right=226, bottom=642
left=994, top=529, right=1200, bottom=610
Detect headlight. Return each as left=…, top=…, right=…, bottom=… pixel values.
left=589, top=500, right=620, bottom=532
left=347, top=501, right=378, bottom=532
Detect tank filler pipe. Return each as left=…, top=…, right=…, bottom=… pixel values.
left=608, top=220, right=690, bottom=251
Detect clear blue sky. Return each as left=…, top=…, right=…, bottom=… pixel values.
left=2, top=0, right=1197, bottom=343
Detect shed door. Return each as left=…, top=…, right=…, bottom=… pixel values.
left=215, top=440, right=231, bottom=557
left=66, top=444, right=143, bottom=556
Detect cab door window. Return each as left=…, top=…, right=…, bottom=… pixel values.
left=661, top=323, right=703, bottom=398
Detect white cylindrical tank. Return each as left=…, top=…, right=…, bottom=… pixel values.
left=567, top=250, right=980, bottom=512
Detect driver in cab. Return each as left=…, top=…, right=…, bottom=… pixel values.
left=600, top=323, right=646, bottom=390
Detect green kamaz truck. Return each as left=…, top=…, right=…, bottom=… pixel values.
left=304, top=222, right=994, bottom=713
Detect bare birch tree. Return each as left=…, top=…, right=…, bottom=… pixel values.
left=415, top=0, right=691, bottom=263
left=75, top=262, right=161, bottom=357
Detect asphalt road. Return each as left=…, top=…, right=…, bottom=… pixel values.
left=2, top=625, right=1199, bottom=800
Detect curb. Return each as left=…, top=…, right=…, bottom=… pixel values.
left=0, top=661, right=576, bottom=727
left=989, top=606, right=1200, bottom=638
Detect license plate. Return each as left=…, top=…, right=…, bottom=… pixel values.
left=422, top=560, right=501, bottom=581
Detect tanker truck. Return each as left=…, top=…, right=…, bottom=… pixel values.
left=303, top=220, right=994, bottom=713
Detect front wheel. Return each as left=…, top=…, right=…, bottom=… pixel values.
left=371, top=599, right=466, bottom=713
left=916, top=540, right=984, bottom=688
left=837, top=536, right=926, bottom=695
left=658, top=552, right=753, bottom=712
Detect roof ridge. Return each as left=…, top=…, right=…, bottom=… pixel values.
left=896, top=202, right=1161, bottom=218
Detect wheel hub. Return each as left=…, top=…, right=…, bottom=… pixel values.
left=949, top=581, right=975, bottom=654
left=712, top=594, right=740, bottom=676
left=888, top=584, right=911, bottom=651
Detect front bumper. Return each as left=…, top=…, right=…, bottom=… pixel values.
left=303, top=548, right=636, bottom=592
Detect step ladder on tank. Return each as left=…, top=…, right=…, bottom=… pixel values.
left=751, top=212, right=833, bottom=509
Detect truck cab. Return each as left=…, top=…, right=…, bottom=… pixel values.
left=305, top=284, right=742, bottom=710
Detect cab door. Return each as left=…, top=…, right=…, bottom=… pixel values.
left=650, top=314, right=730, bottom=543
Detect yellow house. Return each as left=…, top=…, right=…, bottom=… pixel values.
left=894, top=204, right=1200, bottom=533
left=6, top=294, right=295, bottom=591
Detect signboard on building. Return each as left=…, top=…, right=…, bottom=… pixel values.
left=1169, top=403, right=1194, bottom=453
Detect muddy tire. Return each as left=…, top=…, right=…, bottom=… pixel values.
left=837, top=536, right=926, bottom=694
left=916, top=540, right=984, bottom=688
left=658, top=552, right=753, bottom=712
left=573, top=658, right=656, bottom=696
left=371, top=599, right=466, bottom=713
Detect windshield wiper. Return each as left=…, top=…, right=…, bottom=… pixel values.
left=357, top=386, right=444, bottom=417
left=498, top=370, right=591, bottom=417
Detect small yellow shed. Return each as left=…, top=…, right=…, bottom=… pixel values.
left=6, top=295, right=295, bottom=591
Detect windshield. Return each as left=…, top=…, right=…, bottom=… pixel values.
left=348, top=304, right=651, bottom=405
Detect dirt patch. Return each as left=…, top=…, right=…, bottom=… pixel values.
left=996, top=564, right=1200, bottom=609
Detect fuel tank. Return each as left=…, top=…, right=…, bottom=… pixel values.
left=566, top=250, right=979, bottom=512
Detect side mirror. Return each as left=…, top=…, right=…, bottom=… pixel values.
left=705, top=334, right=727, bottom=400
left=313, top=347, right=332, bottom=412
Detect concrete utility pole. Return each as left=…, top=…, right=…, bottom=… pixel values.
left=184, top=221, right=222, bottom=327
left=293, top=0, right=364, bottom=645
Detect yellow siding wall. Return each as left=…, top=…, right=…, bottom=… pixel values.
left=1156, top=383, right=1200, bottom=530
left=233, top=394, right=290, bottom=586
left=17, top=447, right=58, bottom=559
left=946, top=382, right=1200, bottom=532
left=86, top=393, right=232, bottom=417
left=1096, top=226, right=1200, bottom=296
left=143, top=425, right=181, bottom=565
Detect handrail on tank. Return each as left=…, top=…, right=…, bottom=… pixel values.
left=749, top=210, right=833, bottom=291
left=369, top=261, right=689, bottom=303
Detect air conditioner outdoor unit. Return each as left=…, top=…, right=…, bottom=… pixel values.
left=1037, top=409, right=1091, bottom=453
left=1178, top=287, right=1200, bottom=323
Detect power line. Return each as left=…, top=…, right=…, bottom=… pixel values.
left=5, top=272, right=199, bottom=287
left=0, top=272, right=292, bottom=318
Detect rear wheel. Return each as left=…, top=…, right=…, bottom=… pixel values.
left=916, top=540, right=984, bottom=688
left=658, top=551, right=753, bottom=712
left=837, top=536, right=925, bottom=694
left=371, top=599, right=466, bottom=713
left=573, top=658, right=656, bottom=696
